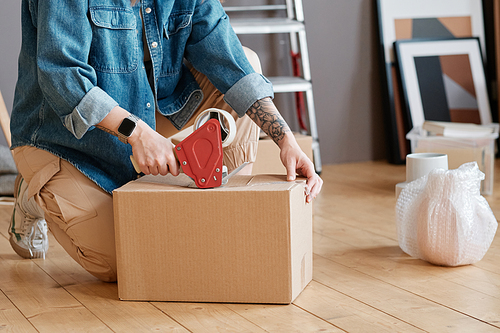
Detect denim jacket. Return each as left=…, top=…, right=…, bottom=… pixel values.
left=11, top=0, right=274, bottom=193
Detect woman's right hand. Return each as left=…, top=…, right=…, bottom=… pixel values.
left=127, top=120, right=180, bottom=176
left=96, top=106, right=180, bottom=176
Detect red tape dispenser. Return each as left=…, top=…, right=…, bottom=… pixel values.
left=174, top=118, right=224, bottom=188
left=129, top=108, right=241, bottom=188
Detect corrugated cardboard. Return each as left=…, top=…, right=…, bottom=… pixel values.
left=252, top=133, right=313, bottom=175
left=113, top=173, right=313, bottom=304
left=167, top=129, right=312, bottom=175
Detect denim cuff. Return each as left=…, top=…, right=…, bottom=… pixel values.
left=64, top=87, right=119, bottom=139
left=224, top=73, right=274, bottom=117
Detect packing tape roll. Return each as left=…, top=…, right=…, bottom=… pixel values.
left=194, top=108, right=236, bottom=148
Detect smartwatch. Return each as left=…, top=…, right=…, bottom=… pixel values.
left=117, top=114, right=140, bottom=144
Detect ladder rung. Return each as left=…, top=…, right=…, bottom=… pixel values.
left=229, top=18, right=304, bottom=34
left=223, top=5, right=287, bottom=12
left=269, top=77, right=312, bottom=93
left=226, top=1, right=321, bottom=172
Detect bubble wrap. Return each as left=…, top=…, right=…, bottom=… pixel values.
left=396, top=162, right=498, bottom=266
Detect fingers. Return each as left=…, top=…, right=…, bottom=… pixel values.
left=134, top=148, right=179, bottom=176
left=149, top=165, right=160, bottom=176
left=305, top=173, right=323, bottom=203
left=166, top=152, right=180, bottom=176
left=157, top=163, right=168, bottom=176
left=286, top=161, right=296, bottom=181
left=132, top=133, right=180, bottom=176
left=298, top=160, right=322, bottom=203
left=139, top=155, right=179, bottom=176
left=286, top=155, right=323, bottom=203
left=137, top=158, right=161, bottom=176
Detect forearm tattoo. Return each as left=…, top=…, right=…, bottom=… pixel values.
left=246, top=98, right=290, bottom=144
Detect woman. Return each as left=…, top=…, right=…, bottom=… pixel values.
left=8, top=0, right=322, bottom=281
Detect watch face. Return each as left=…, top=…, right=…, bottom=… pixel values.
left=118, top=118, right=137, bottom=137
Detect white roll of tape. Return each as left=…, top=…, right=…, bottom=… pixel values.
left=194, top=108, right=236, bottom=148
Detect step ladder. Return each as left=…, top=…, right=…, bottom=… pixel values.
left=224, top=0, right=322, bottom=174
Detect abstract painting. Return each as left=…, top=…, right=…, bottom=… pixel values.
left=376, top=0, right=485, bottom=163
left=394, top=38, right=490, bottom=129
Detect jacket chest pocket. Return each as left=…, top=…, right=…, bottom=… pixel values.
left=89, top=7, right=138, bottom=73
left=160, top=12, right=192, bottom=76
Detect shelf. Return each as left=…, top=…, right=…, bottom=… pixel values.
left=269, top=76, right=312, bottom=93
left=223, top=5, right=287, bottom=12
left=229, top=18, right=304, bottom=34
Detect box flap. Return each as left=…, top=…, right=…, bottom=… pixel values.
left=114, top=174, right=306, bottom=193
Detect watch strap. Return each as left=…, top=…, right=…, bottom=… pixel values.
left=117, top=114, right=140, bottom=144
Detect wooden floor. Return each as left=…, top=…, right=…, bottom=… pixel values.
left=0, top=161, right=499, bottom=332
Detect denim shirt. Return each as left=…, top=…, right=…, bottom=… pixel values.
left=10, top=0, right=274, bottom=193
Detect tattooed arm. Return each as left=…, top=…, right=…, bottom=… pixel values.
left=246, top=97, right=291, bottom=144
left=246, top=97, right=323, bottom=202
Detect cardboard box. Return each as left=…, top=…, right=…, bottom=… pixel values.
left=252, top=133, right=313, bottom=175
left=113, top=174, right=313, bottom=304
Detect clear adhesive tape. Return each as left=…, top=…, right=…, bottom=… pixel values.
left=194, top=108, right=236, bottom=148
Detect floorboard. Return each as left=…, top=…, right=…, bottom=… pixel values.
left=0, top=160, right=499, bottom=332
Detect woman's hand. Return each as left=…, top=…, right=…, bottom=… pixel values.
left=127, top=121, right=180, bottom=176
left=96, top=105, right=180, bottom=176
left=246, top=98, right=323, bottom=202
left=279, top=134, right=323, bottom=202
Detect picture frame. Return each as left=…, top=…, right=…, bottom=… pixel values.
left=376, top=0, right=486, bottom=163
left=394, top=37, right=491, bottom=128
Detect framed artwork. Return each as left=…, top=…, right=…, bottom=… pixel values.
left=376, top=0, right=486, bottom=163
left=394, top=38, right=491, bottom=130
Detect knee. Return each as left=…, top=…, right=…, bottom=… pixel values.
left=96, top=272, right=117, bottom=283
left=77, top=250, right=117, bottom=282
left=242, top=46, right=263, bottom=74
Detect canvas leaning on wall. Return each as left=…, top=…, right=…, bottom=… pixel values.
left=394, top=37, right=491, bottom=129
left=376, top=0, right=486, bottom=164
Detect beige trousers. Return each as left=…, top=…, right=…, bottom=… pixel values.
left=156, top=63, right=260, bottom=171
left=13, top=64, right=260, bottom=282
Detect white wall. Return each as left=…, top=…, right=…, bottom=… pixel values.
left=0, top=1, right=21, bottom=147
left=303, top=0, right=386, bottom=163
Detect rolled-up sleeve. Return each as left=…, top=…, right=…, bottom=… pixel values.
left=224, top=73, right=274, bottom=117
left=65, top=87, right=118, bottom=139
left=35, top=0, right=117, bottom=139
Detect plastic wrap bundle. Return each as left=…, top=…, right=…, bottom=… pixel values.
left=396, top=162, right=498, bottom=266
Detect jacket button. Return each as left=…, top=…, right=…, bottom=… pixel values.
left=147, top=103, right=151, bottom=108
left=145, top=7, right=152, bottom=14
left=151, top=42, right=158, bottom=48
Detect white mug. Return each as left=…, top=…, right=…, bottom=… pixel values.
left=396, top=153, right=448, bottom=198
left=406, top=153, right=448, bottom=182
